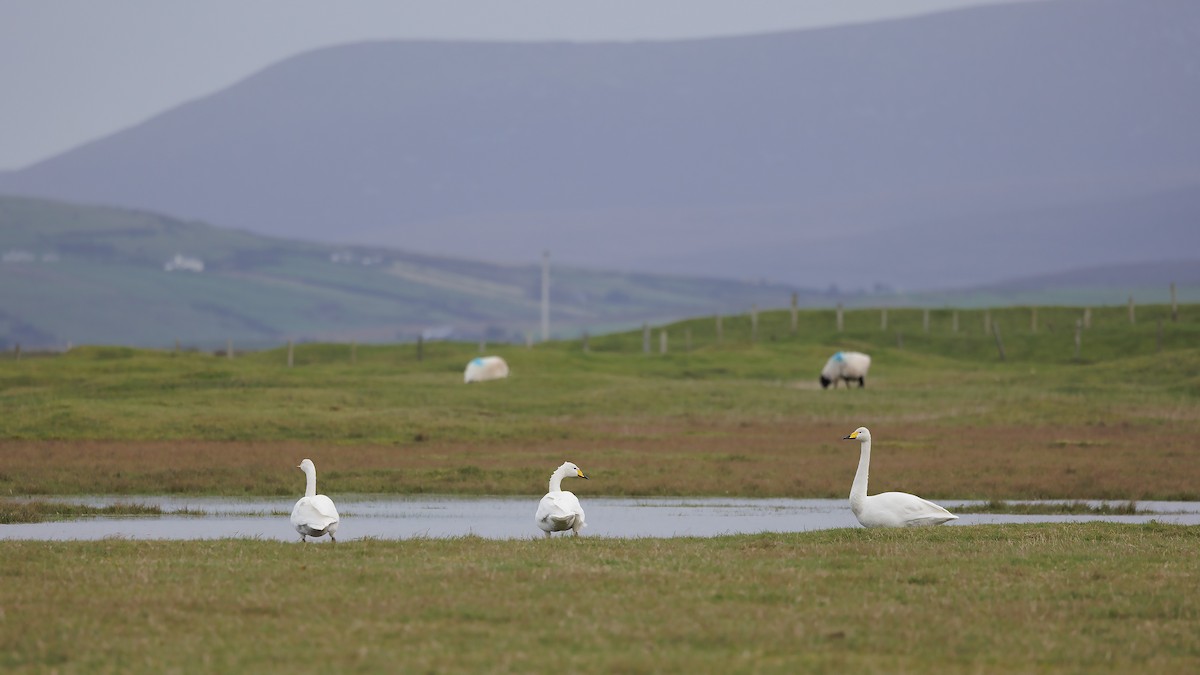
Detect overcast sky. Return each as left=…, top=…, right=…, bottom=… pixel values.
left=0, top=0, right=1047, bottom=170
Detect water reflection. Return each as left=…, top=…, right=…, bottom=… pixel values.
left=2, top=496, right=1198, bottom=542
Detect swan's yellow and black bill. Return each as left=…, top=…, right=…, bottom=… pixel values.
left=576, top=468, right=589, bottom=479
left=844, top=431, right=860, bottom=440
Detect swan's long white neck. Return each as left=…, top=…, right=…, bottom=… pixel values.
left=303, top=465, right=317, bottom=498
left=548, top=466, right=565, bottom=493
left=850, top=438, right=871, bottom=515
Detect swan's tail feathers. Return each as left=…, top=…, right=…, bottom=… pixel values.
left=935, top=504, right=959, bottom=524
left=908, top=512, right=958, bottom=527
left=903, top=517, right=954, bottom=527
left=549, top=514, right=578, bottom=527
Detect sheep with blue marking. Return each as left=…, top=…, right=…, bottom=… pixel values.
left=464, top=356, right=510, bottom=383
left=820, top=351, right=871, bottom=389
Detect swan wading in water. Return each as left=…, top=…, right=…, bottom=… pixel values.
left=844, top=427, right=957, bottom=528
left=291, top=459, right=340, bottom=543
left=535, top=461, right=588, bottom=537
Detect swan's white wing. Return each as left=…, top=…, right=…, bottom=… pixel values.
left=535, top=491, right=586, bottom=532
left=292, top=495, right=339, bottom=530
left=867, top=492, right=956, bottom=527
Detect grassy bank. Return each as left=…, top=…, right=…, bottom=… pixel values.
left=0, top=499, right=168, bottom=524
left=1, top=523, right=1196, bottom=673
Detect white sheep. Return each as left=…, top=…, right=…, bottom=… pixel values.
left=820, top=351, right=871, bottom=389
left=464, top=356, right=510, bottom=383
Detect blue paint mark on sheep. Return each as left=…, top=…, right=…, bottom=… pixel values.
left=833, top=352, right=844, bottom=362
left=471, top=358, right=484, bottom=366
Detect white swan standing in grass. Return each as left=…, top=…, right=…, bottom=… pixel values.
left=535, top=461, right=588, bottom=537
left=844, top=427, right=958, bottom=528
left=291, top=459, right=340, bottom=543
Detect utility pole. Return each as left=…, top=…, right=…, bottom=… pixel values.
left=541, top=250, right=550, bottom=342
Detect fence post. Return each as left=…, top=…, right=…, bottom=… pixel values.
left=952, top=310, right=959, bottom=334
left=836, top=303, right=844, bottom=332
left=643, top=323, right=650, bottom=354
left=983, top=309, right=991, bottom=336
left=923, top=308, right=930, bottom=333
left=174, top=339, right=180, bottom=353
left=881, top=308, right=888, bottom=331
left=226, top=339, right=233, bottom=359
left=478, top=339, right=486, bottom=354
left=1080, top=317, right=1089, bottom=360
left=1170, top=282, right=1178, bottom=322
left=660, top=329, right=668, bottom=355
left=896, top=331, right=903, bottom=349
left=790, top=292, right=798, bottom=335
left=1128, top=296, right=1135, bottom=325
left=750, top=305, right=758, bottom=343
left=287, top=340, right=294, bottom=368
left=13, top=343, right=19, bottom=361
left=993, top=323, right=1006, bottom=361
left=1083, top=307, right=1092, bottom=329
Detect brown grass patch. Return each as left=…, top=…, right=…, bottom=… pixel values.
left=1, top=421, right=1194, bottom=499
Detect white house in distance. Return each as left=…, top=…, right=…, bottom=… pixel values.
left=164, top=254, right=204, bottom=272
left=2, top=250, right=37, bottom=263
left=2, top=250, right=61, bottom=264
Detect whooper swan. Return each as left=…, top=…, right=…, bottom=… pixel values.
left=535, top=461, right=588, bottom=537
left=291, top=458, right=340, bottom=542
left=844, top=427, right=957, bottom=528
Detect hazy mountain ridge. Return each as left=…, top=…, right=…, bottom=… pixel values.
left=1, top=0, right=1197, bottom=289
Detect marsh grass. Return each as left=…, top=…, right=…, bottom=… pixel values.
left=952, top=499, right=1142, bottom=515
left=0, top=523, right=1196, bottom=673
left=0, top=499, right=166, bottom=524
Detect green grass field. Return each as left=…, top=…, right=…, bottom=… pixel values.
left=1, top=524, right=1196, bottom=673
left=1, top=305, right=1198, bottom=672
left=1, top=304, right=1196, bottom=499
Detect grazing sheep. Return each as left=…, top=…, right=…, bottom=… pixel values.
left=820, top=351, right=871, bottom=389
left=464, top=356, right=510, bottom=383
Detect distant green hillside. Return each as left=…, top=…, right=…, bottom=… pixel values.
left=4, top=195, right=1194, bottom=350
left=0, top=196, right=814, bottom=349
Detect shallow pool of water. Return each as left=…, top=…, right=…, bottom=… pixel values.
left=3, top=496, right=1198, bottom=541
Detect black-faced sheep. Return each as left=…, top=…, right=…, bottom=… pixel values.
left=820, top=351, right=871, bottom=389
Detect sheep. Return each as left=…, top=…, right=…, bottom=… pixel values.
left=820, top=351, right=871, bottom=389
left=464, top=356, right=510, bottom=383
